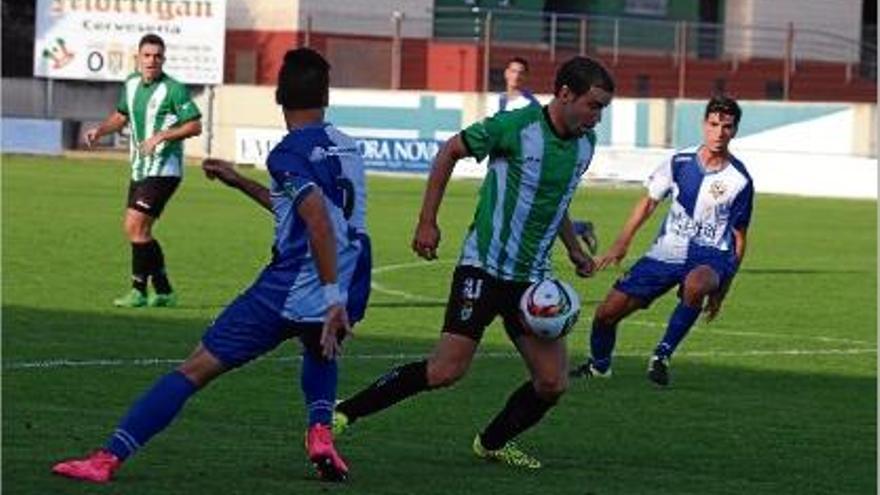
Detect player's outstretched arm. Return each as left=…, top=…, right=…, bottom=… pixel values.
left=595, top=195, right=659, bottom=270
left=412, top=134, right=469, bottom=260
left=84, top=111, right=128, bottom=147
left=559, top=211, right=595, bottom=277
left=298, top=189, right=351, bottom=358
left=202, top=158, right=272, bottom=212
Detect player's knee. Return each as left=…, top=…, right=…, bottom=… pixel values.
left=124, top=220, right=150, bottom=242
left=300, top=330, right=330, bottom=363
left=533, top=374, right=567, bottom=402
left=593, top=303, right=619, bottom=328
left=682, top=269, right=718, bottom=304
left=177, top=356, right=224, bottom=388
left=680, top=287, right=705, bottom=307
left=426, top=359, right=468, bottom=388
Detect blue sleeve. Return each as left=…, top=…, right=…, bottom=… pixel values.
left=524, top=90, right=540, bottom=107
left=268, top=153, right=318, bottom=209
left=730, top=181, right=754, bottom=231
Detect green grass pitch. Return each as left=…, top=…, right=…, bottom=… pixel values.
left=2, top=154, right=876, bottom=494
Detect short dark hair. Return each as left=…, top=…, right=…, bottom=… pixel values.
left=138, top=34, right=165, bottom=51
left=507, top=56, right=529, bottom=72
left=554, top=56, right=615, bottom=97
left=275, top=48, right=330, bottom=111
left=704, top=95, right=742, bottom=126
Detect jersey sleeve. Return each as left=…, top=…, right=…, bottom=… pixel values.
left=268, top=153, right=318, bottom=209
left=729, top=181, right=754, bottom=231
left=459, top=112, right=510, bottom=161
left=170, top=83, right=201, bottom=123
left=645, top=156, right=674, bottom=201
left=115, top=85, right=129, bottom=115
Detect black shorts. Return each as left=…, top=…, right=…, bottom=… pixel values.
left=442, top=265, right=532, bottom=342
left=126, top=177, right=181, bottom=218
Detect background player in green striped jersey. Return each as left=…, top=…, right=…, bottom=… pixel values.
left=333, top=56, right=614, bottom=469
left=83, top=34, right=202, bottom=308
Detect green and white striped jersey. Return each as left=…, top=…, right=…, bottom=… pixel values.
left=458, top=105, right=596, bottom=282
left=116, top=72, right=201, bottom=181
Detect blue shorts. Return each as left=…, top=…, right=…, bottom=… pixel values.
left=202, top=234, right=372, bottom=368
left=614, top=255, right=737, bottom=307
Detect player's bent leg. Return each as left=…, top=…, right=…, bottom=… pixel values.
left=299, top=329, right=349, bottom=481
left=517, top=334, right=568, bottom=401
left=425, top=332, right=479, bottom=388
left=649, top=266, right=720, bottom=386
left=680, top=265, right=720, bottom=307
left=571, top=289, right=642, bottom=378
left=474, top=336, right=567, bottom=469
left=115, top=209, right=156, bottom=307
left=177, top=343, right=228, bottom=387
left=334, top=332, right=477, bottom=433
left=122, top=208, right=177, bottom=307
left=123, top=208, right=155, bottom=243
left=52, top=345, right=225, bottom=483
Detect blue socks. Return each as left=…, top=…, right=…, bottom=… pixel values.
left=654, top=302, right=701, bottom=358
left=106, top=370, right=198, bottom=460
left=301, top=352, right=337, bottom=427
left=589, top=320, right=617, bottom=373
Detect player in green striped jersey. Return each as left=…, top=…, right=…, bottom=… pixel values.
left=83, top=34, right=202, bottom=308
left=334, top=56, right=614, bottom=468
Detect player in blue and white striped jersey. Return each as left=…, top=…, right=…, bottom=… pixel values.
left=571, top=96, right=753, bottom=386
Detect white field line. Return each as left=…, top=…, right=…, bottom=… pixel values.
left=370, top=259, right=450, bottom=302
left=9, top=261, right=873, bottom=370
left=624, top=320, right=873, bottom=346
left=4, top=347, right=874, bottom=371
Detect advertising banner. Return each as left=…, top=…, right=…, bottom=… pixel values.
left=34, top=0, right=226, bottom=84
left=235, top=127, right=442, bottom=173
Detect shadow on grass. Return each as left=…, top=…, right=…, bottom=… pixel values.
left=2, top=304, right=877, bottom=495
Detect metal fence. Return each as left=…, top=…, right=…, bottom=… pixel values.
left=298, top=6, right=876, bottom=100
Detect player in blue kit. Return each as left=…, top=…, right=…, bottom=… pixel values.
left=570, top=96, right=753, bottom=386
left=51, top=48, right=369, bottom=483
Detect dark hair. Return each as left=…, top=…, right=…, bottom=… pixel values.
left=704, top=95, right=742, bottom=126
left=138, top=34, right=165, bottom=51
left=554, top=56, right=614, bottom=97
left=275, top=48, right=330, bottom=111
left=507, top=56, right=529, bottom=72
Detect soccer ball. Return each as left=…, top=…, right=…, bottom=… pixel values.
left=519, top=279, right=581, bottom=340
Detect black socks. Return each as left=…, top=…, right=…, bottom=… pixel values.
left=336, top=360, right=429, bottom=422
left=480, top=381, right=557, bottom=450
left=131, top=240, right=172, bottom=295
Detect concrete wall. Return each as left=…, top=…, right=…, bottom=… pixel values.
left=226, top=0, right=299, bottom=31
left=225, top=0, right=433, bottom=36
left=723, top=0, right=863, bottom=62
left=300, top=0, right=432, bottom=37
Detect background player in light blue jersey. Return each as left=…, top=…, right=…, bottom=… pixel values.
left=570, top=96, right=753, bottom=386
left=497, top=57, right=541, bottom=112
left=52, top=48, right=369, bottom=484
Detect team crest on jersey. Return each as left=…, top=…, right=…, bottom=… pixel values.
left=308, top=146, right=327, bottom=163
left=709, top=180, right=727, bottom=200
